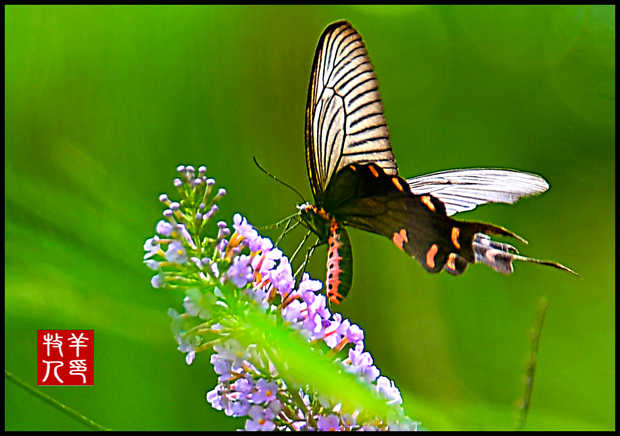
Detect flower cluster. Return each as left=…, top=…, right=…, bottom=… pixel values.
left=144, top=165, right=421, bottom=431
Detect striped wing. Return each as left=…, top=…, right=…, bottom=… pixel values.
left=305, top=20, right=397, bottom=205
left=406, top=169, right=549, bottom=217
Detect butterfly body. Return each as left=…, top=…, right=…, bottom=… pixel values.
left=298, top=204, right=353, bottom=304
left=298, top=21, right=576, bottom=304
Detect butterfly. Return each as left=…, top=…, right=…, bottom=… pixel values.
left=296, top=20, right=577, bottom=304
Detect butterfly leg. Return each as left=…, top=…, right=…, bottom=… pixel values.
left=294, top=238, right=324, bottom=282
left=289, top=229, right=312, bottom=266
left=274, top=216, right=301, bottom=248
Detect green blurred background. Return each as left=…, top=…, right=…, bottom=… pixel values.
left=5, top=5, right=614, bottom=431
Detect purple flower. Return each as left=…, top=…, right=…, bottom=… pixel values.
left=298, top=273, right=323, bottom=295
left=165, top=240, right=188, bottom=264
left=248, top=234, right=273, bottom=253
left=207, top=385, right=234, bottom=416
left=216, top=188, right=226, bottom=199
left=307, top=291, right=330, bottom=316
left=253, top=378, right=279, bottom=404
left=168, top=308, right=200, bottom=364
left=234, top=377, right=254, bottom=396
left=324, top=314, right=351, bottom=349
left=183, top=289, right=211, bottom=320
left=252, top=247, right=283, bottom=278
left=360, top=364, right=381, bottom=384
left=204, top=204, right=218, bottom=220
left=174, top=224, right=196, bottom=249
left=156, top=220, right=174, bottom=236
left=301, top=310, right=328, bottom=341
left=158, top=193, right=169, bottom=203
left=233, top=213, right=258, bottom=241
left=176, top=334, right=200, bottom=364
left=347, top=324, right=364, bottom=343
left=269, top=258, right=294, bottom=297
left=209, top=262, right=220, bottom=278
left=217, top=221, right=230, bottom=241
left=145, top=259, right=160, bottom=270
left=387, top=411, right=417, bottom=431
left=245, top=405, right=277, bottom=431
left=348, top=343, right=370, bottom=367
left=189, top=257, right=202, bottom=268
left=376, top=376, right=402, bottom=405
left=143, top=237, right=161, bottom=259
left=210, top=354, right=233, bottom=381
left=299, top=290, right=316, bottom=308
left=317, top=414, right=340, bottom=431
left=247, top=282, right=269, bottom=305
left=324, top=314, right=343, bottom=348
left=226, top=254, right=253, bottom=288
left=213, top=339, right=249, bottom=369
left=231, top=398, right=251, bottom=417
left=282, top=299, right=306, bottom=324
left=151, top=273, right=165, bottom=288
left=346, top=343, right=380, bottom=382
left=342, top=413, right=356, bottom=428
left=184, top=350, right=196, bottom=365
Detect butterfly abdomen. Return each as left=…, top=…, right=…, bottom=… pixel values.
left=326, top=219, right=353, bottom=304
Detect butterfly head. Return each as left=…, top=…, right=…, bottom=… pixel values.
left=297, top=203, right=332, bottom=243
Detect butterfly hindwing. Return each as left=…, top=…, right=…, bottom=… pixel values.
left=407, top=168, right=550, bottom=216
left=322, top=163, right=468, bottom=273
left=324, top=163, right=565, bottom=276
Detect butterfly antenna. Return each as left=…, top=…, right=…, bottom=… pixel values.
left=256, top=212, right=298, bottom=231
left=253, top=157, right=307, bottom=204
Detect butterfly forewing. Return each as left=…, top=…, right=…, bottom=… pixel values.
left=305, top=21, right=397, bottom=205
